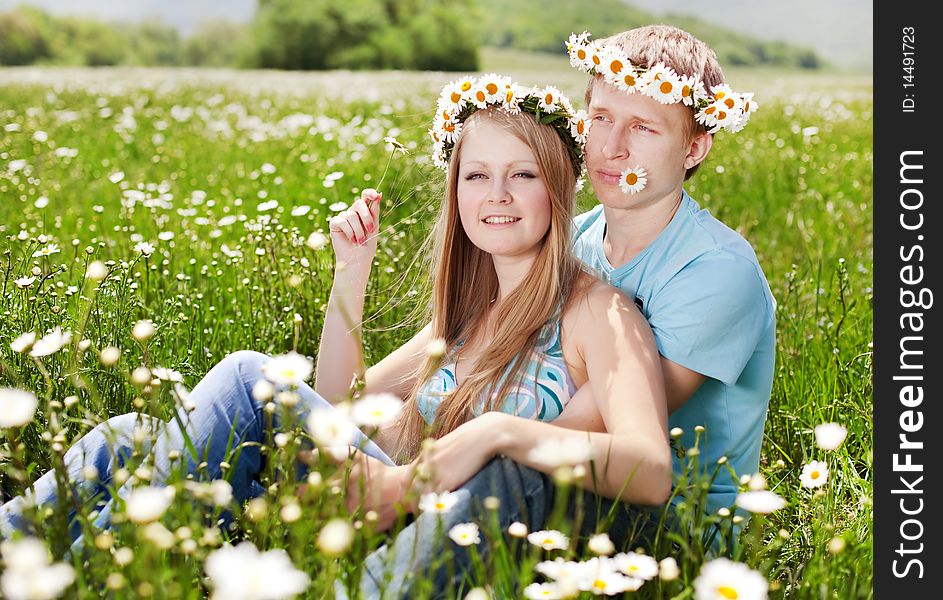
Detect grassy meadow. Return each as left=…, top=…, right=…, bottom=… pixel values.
left=0, top=61, right=872, bottom=599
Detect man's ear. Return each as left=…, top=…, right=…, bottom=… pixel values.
left=684, top=132, right=713, bottom=170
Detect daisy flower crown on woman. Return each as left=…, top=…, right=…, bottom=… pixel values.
left=565, top=31, right=758, bottom=134
left=429, top=73, right=588, bottom=178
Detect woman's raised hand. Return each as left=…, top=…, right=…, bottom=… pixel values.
left=328, top=188, right=382, bottom=280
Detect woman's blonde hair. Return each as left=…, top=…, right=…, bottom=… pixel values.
left=392, top=108, right=586, bottom=463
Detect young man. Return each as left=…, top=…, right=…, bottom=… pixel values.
left=345, top=25, right=775, bottom=599
left=567, top=24, right=776, bottom=516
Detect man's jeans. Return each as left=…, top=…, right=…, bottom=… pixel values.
left=0, top=351, right=659, bottom=598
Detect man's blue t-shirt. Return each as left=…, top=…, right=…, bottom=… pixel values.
left=572, top=191, right=776, bottom=513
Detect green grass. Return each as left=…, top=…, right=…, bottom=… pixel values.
left=0, top=66, right=872, bottom=598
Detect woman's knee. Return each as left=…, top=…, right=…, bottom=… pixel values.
left=220, top=350, right=270, bottom=376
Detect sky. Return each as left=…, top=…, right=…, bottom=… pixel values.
left=0, top=0, right=872, bottom=70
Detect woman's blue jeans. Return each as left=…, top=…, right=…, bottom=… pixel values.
left=0, top=350, right=659, bottom=599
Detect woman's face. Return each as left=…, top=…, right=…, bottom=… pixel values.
left=456, top=119, right=552, bottom=261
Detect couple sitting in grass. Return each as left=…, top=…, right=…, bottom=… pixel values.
left=1, top=24, right=774, bottom=598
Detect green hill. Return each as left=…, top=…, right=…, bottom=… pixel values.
left=475, top=0, right=822, bottom=69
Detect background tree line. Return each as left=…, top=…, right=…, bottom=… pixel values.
left=0, top=0, right=821, bottom=70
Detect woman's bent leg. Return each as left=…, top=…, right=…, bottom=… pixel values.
left=3, top=349, right=392, bottom=540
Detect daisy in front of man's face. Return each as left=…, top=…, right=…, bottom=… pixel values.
left=456, top=119, right=552, bottom=260
left=584, top=81, right=695, bottom=207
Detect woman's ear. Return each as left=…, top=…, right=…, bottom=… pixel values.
left=684, top=132, right=713, bottom=170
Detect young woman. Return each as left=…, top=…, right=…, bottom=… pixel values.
left=1, top=77, right=670, bottom=558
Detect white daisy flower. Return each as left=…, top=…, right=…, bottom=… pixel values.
left=306, top=405, right=356, bottom=447
left=432, top=142, right=449, bottom=169
left=578, top=567, right=642, bottom=595
left=478, top=73, right=509, bottom=104
left=30, top=327, right=72, bottom=357
left=0, top=388, right=38, bottom=428
left=642, top=64, right=684, bottom=105
left=469, top=83, right=491, bottom=109
left=418, top=491, right=460, bottom=514
left=205, top=542, right=310, bottom=600
left=613, top=551, right=659, bottom=581
left=133, top=241, right=156, bottom=256
left=502, top=83, right=527, bottom=113
left=585, top=41, right=605, bottom=72
left=598, top=47, right=629, bottom=83
left=524, top=582, right=565, bottom=600
left=31, top=243, right=60, bottom=258
left=508, top=521, right=528, bottom=537
left=260, top=351, right=313, bottom=386
left=439, top=81, right=467, bottom=112
left=14, top=276, right=35, bottom=289
left=800, top=460, right=829, bottom=488
left=569, top=110, right=590, bottom=143
left=448, top=522, right=480, bottom=546
left=693, top=558, right=768, bottom=600
left=619, top=166, right=648, bottom=195
left=735, top=490, right=788, bottom=514
left=612, top=67, right=641, bottom=94
left=527, top=529, right=569, bottom=551
left=10, top=332, right=36, bottom=354
left=680, top=75, right=707, bottom=107
left=537, top=86, right=562, bottom=112
left=814, top=422, right=848, bottom=451
left=432, top=114, right=462, bottom=144
left=352, top=393, right=403, bottom=427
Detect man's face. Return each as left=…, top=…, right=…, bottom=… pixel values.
left=584, top=80, right=700, bottom=209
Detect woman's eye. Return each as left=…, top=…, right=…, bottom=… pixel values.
left=464, top=173, right=486, bottom=181
left=513, top=172, right=537, bottom=179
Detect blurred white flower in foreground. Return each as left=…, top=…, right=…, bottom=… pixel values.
left=132, top=319, right=156, bottom=341
left=735, top=490, right=787, bottom=514
left=814, top=422, right=848, bottom=451
left=0, top=388, right=38, bottom=428
left=134, top=241, right=155, bottom=256
left=30, top=327, right=71, bottom=357
left=613, top=551, right=658, bottom=581
left=587, top=532, right=615, bottom=556
left=306, top=231, right=329, bottom=251
left=205, top=541, right=310, bottom=600
left=527, top=436, right=594, bottom=468
left=10, top=332, right=36, bottom=353
left=527, top=529, right=569, bottom=551
left=800, top=460, right=829, bottom=488
left=14, top=276, right=35, bottom=288
left=448, top=522, right=481, bottom=546
left=694, top=558, right=768, bottom=600
left=1, top=538, right=75, bottom=600
left=125, top=486, right=174, bottom=524
left=352, top=393, right=403, bottom=427
left=318, top=518, right=354, bottom=556
left=261, top=352, right=313, bottom=386
left=306, top=405, right=356, bottom=447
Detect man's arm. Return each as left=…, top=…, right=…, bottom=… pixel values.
left=553, top=354, right=705, bottom=432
